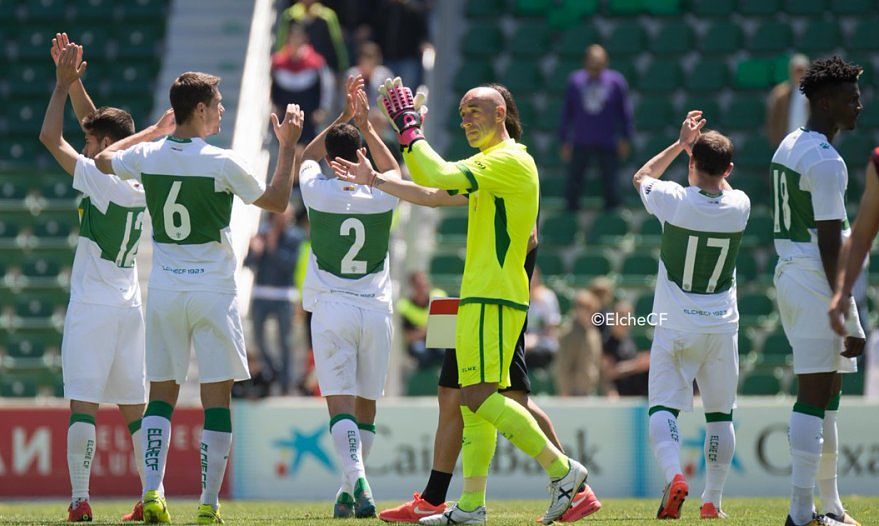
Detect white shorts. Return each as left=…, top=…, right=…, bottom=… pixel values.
left=774, top=259, right=858, bottom=375
left=648, top=326, right=738, bottom=413
left=311, top=300, right=392, bottom=400
left=62, top=301, right=146, bottom=405
left=145, top=289, right=249, bottom=384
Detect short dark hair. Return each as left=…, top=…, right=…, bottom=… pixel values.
left=81, top=107, right=135, bottom=143
left=326, top=123, right=361, bottom=162
left=799, top=56, right=862, bottom=101
left=691, top=131, right=733, bottom=176
left=170, top=71, right=220, bottom=124
left=485, top=83, right=522, bottom=141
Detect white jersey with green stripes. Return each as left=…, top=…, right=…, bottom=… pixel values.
left=639, top=179, right=750, bottom=333
left=299, top=160, right=398, bottom=313
left=771, top=128, right=851, bottom=261
left=111, top=136, right=265, bottom=293
left=72, top=155, right=146, bottom=307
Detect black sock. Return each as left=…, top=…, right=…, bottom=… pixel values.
left=421, top=470, right=453, bottom=506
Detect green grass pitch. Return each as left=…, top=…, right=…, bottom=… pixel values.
left=1, top=497, right=877, bottom=525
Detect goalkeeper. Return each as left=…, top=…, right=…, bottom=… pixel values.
left=378, top=78, right=587, bottom=525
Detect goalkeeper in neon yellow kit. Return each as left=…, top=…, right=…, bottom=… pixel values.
left=377, top=78, right=588, bottom=525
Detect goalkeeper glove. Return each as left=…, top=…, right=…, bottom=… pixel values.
left=377, top=77, right=428, bottom=152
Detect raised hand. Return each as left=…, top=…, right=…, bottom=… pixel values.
left=56, top=43, right=87, bottom=87
left=377, top=77, right=426, bottom=150
left=341, top=74, right=365, bottom=122
left=678, top=110, right=706, bottom=154
left=330, top=147, right=375, bottom=186
left=272, top=103, right=305, bottom=147
left=353, top=86, right=370, bottom=130
left=51, top=32, right=81, bottom=66
left=153, top=109, right=176, bottom=136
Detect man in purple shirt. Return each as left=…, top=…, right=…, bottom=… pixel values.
left=559, top=45, right=634, bottom=211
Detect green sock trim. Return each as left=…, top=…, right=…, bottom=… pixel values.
left=329, top=413, right=357, bottom=431
left=826, top=390, right=842, bottom=411
left=69, top=413, right=95, bottom=427
left=705, top=411, right=733, bottom=422
left=358, top=422, right=376, bottom=433
left=204, top=407, right=232, bottom=433
left=648, top=405, right=680, bottom=418
left=793, top=402, right=825, bottom=419
left=145, top=400, right=174, bottom=421
left=128, top=419, right=142, bottom=435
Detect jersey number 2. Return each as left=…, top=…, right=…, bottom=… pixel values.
left=163, top=180, right=192, bottom=241
left=340, top=218, right=367, bottom=274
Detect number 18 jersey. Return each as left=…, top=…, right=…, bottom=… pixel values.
left=639, top=179, right=751, bottom=333
left=112, top=136, right=266, bottom=293
left=299, top=160, right=398, bottom=313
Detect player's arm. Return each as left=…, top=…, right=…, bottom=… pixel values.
left=302, top=75, right=363, bottom=163
left=51, top=33, right=96, bottom=121
left=93, top=109, right=176, bottom=175
left=633, top=110, right=705, bottom=190
left=353, top=83, right=399, bottom=174
left=253, top=104, right=305, bottom=213
left=830, top=157, right=879, bottom=335
left=331, top=148, right=468, bottom=207
left=39, top=44, right=85, bottom=176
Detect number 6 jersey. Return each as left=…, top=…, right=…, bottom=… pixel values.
left=111, top=136, right=266, bottom=293
left=639, top=178, right=751, bottom=333
left=298, top=159, right=398, bottom=313
left=72, top=155, right=147, bottom=307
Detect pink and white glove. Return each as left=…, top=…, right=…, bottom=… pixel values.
left=378, top=77, right=428, bottom=152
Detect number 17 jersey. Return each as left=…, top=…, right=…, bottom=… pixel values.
left=639, top=179, right=751, bottom=333
left=299, top=160, right=398, bottom=313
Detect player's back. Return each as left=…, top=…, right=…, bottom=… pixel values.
left=641, top=179, right=750, bottom=333
left=771, top=127, right=850, bottom=262
left=298, top=159, right=398, bottom=313
left=112, top=136, right=266, bottom=293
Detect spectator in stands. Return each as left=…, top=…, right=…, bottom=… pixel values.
left=345, top=41, right=394, bottom=130
left=524, top=267, right=561, bottom=369
left=588, top=276, right=616, bottom=341
left=398, top=271, right=446, bottom=368
left=277, top=0, right=349, bottom=74
left=559, top=44, right=634, bottom=211
left=766, top=54, right=810, bottom=147
left=271, top=21, right=336, bottom=144
left=370, top=0, right=432, bottom=87
left=244, top=207, right=305, bottom=395
left=231, top=353, right=274, bottom=400
left=554, top=290, right=603, bottom=396
left=601, top=300, right=650, bottom=397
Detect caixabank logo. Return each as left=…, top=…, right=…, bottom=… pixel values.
left=272, top=424, right=336, bottom=477
left=680, top=427, right=743, bottom=478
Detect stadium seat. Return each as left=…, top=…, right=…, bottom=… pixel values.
left=736, top=136, right=774, bottom=171
left=0, top=377, right=38, bottom=398
left=536, top=99, right=563, bottom=132
left=835, top=0, right=874, bottom=15
left=0, top=218, right=21, bottom=240
left=638, top=59, right=682, bottom=94
left=740, top=372, right=781, bottom=395
left=500, top=60, right=542, bottom=94
left=540, top=214, right=578, bottom=246
left=536, top=251, right=566, bottom=278
left=0, top=179, right=29, bottom=200
left=571, top=253, right=612, bottom=283
left=528, top=368, right=556, bottom=395
left=857, top=103, right=879, bottom=130
left=738, top=331, right=755, bottom=356
left=685, top=60, right=729, bottom=93
left=405, top=367, right=439, bottom=396
left=850, top=54, right=874, bottom=86
left=554, top=26, right=600, bottom=59
left=40, top=179, right=78, bottom=200
left=749, top=21, right=793, bottom=54
left=509, top=21, right=550, bottom=58
left=738, top=0, right=781, bottom=16
left=619, top=252, right=658, bottom=287
left=736, top=251, right=759, bottom=282
left=466, top=0, right=507, bottom=18
left=544, top=59, right=580, bottom=95
left=637, top=217, right=663, bottom=247
left=699, top=21, right=743, bottom=56
left=734, top=58, right=774, bottom=90
left=836, top=135, right=874, bottom=168
left=605, top=21, right=646, bottom=57
left=513, top=0, right=551, bottom=17
left=34, top=215, right=76, bottom=239
left=682, top=96, right=721, bottom=120
left=743, top=211, right=774, bottom=248
left=690, top=0, right=736, bottom=16
left=738, top=291, right=774, bottom=326
left=784, top=0, right=825, bottom=14
left=797, top=20, right=840, bottom=54
left=587, top=211, right=631, bottom=246
left=635, top=96, right=676, bottom=131
left=721, top=94, right=764, bottom=131
left=437, top=215, right=467, bottom=245
left=6, top=339, right=47, bottom=359
left=21, top=256, right=62, bottom=279
left=760, top=330, right=792, bottom=366
left=547, top=0, right=599, bottom=29
left=606, top=0, right=644, bottom=15
left=848, top=19, right=879, bottom=51
left=453, top=61, right=495, bottom=94
left=842, top=369, right=865, bottom=395
left=429, top=254, right=465, bottom=276
left=634, top=293, right=654, bottom=318
left=15, top=297, right=57, bottom=319
left=650, top=21, right=693, bottom=56
left=461, top=21, right=504, bottom=57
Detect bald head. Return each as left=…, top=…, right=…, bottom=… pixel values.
left=461, top=87, right=506, bottom=110
left=585, top=44, right=608, bottom=75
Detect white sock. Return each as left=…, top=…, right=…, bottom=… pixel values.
left=200, top=430, right=233, bottom=508
left=817, top=410, right=844, bottom=516
left=360, top=425, right=375, bottom=460
left=701, top=420, right=735, bottom=508
left=131, top=428, right=146, bottom=489
left=330, top=416, right=366, bottom=489
left=649, top=410, right=682, bottom=484
left=789, top=409, right=823, bottom=524
left=68, top=419, right=96, bottom=502
left=142, top=415, right=172, bottom=497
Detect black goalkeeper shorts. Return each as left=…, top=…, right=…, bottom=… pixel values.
left=437, top=327, right=531, bottom=393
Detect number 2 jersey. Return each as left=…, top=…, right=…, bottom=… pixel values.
left=639, top=179, right=751, bottom=333
left=299, top=160, right=398, bottom=313
left=772, top=127, right=851, bottom=262
left=112, top=136, right=266, bottom=293
left=72, top=155, right=146, bottom=307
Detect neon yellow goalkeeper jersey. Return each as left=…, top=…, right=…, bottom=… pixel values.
left=405, top=138, right=539, bottom=310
